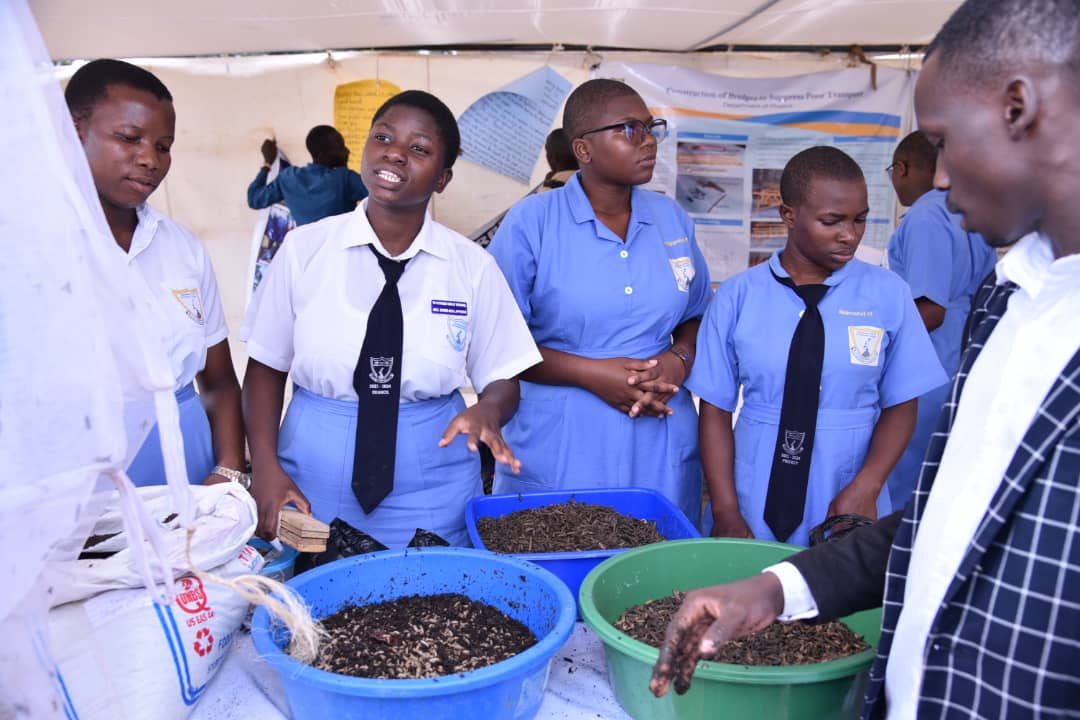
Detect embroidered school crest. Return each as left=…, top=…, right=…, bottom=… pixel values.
left=171, top=287, right=204, bottom=325
left=446, top=318, right=467, bottom=352
left=368, top=356, right=395, bottom=384
left=848, top=325, right=884, bottom=367
left=669, top=256, right=695, bottom=292
left=781, top=430, right=806, bottom=464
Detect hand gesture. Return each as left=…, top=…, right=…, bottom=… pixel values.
left=251, top=461, right=311, bottom=540
left=626, top=350, right=687, bottom=418
left=260, top=138, right=278, bottom=165
left=439, top=402, right=522, bottom=474
left=650, top=573, right=784, bottom=698
left=588, top=357, right=676, bottom=418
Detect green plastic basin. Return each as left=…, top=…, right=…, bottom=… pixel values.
left=579, top=538, right=881, bottom=720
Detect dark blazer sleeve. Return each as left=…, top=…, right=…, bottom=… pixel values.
left=786, top=511, right=902, bottom=621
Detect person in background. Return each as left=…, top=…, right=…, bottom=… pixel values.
left=651, top=1, right=1080, bottom=716
left=241, top=91, right=540, bottom=547
left=883, top=130, right=996, bottom=509
left=247, top=125, right=368, bottom=226
left=66, top=59, right=246, bottom=488
left=690, top=146, right=944, bottom=547
left=487, top=79, right=710, bottom=527
left=539, top=128, right=577, bottom=190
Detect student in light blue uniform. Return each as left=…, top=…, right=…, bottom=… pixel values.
left=242, top=91, right=539, bottom=547
left=689, top=146, right=945, bottom=546
left=884, top=131, right=997, bottom=508
left=488, top=79, right=710, bottom=526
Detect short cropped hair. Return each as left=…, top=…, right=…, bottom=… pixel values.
left=894, top=131, right=936, bottom=172
left=65, top=59, right=172, bottom=122
left=371, top=90, right=461, bottom=170
left=545, top=128, right=577, bottom=172
left=780, top=146, right=865, bottom=207
left=926, top=0, right=1080, bottom=88
left=562, top=79, right=640, bottom=140
left=305, top=125, right=343, bottom=159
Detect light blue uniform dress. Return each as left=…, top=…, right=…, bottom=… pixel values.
left=487, top=173, right=711, bottom=526
left=885, top=189, right=997, bottom=508
left=241, top=205, right=540, bottom=548
left=688, top=252, right=946, bottom=546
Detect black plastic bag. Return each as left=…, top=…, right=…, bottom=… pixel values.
left=293, top=518, right=388, bottom=574
left=407, top=528, right=450, bottom=548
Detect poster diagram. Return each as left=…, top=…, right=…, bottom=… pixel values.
left=598, top=63, right=914, bottom=282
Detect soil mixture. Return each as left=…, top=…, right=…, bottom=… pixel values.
left=477, top=500, right=666, bottom=553
left=314, top=593, right=537, bottom=679
left=615, top=592, right=870, bottom=666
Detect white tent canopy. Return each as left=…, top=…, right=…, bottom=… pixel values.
left=33, top=0, right=960, bottom=60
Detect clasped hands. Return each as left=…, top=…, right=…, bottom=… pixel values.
left=590, top=350, right=687, bottom=418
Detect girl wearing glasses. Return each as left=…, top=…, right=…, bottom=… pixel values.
left=487, top=79, right=710, bottom=527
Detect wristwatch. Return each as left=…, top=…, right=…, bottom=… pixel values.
left=211, top=465, right=252, bottom=490
left=668, top=347, right=690, bottom=366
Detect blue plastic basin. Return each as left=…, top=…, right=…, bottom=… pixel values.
left=246, top=538, right=299, bottom=582
left=466, top=488, right=701, bottom=614
left=250, top=547, right=576, bottom=720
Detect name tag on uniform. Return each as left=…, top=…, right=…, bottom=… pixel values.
left=431, top=299, right=468, bottom=316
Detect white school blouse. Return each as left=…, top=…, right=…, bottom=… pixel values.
left=240, top=202, right=541, bottom=402
left=123, top=203, right=229, bottom=390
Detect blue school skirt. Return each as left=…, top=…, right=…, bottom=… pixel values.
left=279, top=387, right=479, bottom=549
left=715, top=401, right=892, bottom=547
left=492, top=381, right=703, bottom=530
left=127, top=383, right=214, bottom=487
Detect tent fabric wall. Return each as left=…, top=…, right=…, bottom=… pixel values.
left=53, top=49, right=918, bottom=377
left=31, top=0, right=960, bottom=59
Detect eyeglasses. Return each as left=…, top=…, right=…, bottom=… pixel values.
left=885, top=161, right=902, bottom=176
left=577, top=118, right=668, bottom=145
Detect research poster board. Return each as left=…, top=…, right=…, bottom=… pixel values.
left=598, top=63, right=915, bottom=282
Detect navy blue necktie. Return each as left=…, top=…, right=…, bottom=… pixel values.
left=764, top=270, right=830, bottom=542
left=352, top=245, right=408, bottom=514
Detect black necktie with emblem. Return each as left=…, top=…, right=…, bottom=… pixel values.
left=764, top=269, right=831, bottom=542
left=352, top=244, right=409, bottom=514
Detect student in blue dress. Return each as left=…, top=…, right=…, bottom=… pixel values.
left=487, top=79, right=711, bottom=526
left=67, top=59, right=247, bottom=488
left=241, top=91, right=540, bottom=547
left=689, top=146, right=946, bottom=546
left=883, top=131, right=997, bottom=508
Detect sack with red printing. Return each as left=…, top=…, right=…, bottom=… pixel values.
left=45, top=484, right=262, bottom=720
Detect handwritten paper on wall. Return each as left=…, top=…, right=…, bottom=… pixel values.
left=458, top=66, right=572, bottom=184
left=333, top=79, right=402, bottom=173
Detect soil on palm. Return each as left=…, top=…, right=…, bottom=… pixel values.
left=477, top=500, right=666, bottom=553
left=615, top=592, right=870, bottom=666
left=314, top=593, right=537, bottom=679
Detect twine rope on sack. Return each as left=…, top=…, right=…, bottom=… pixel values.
left=184, top=525, right=325, bottom=665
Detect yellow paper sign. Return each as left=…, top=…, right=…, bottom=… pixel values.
left=333, top=79, right=402, bottom=173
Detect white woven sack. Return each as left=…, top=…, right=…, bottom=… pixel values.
left=45, top=484, right=259, bottom=608
left=48, top=543, right=265, bottom=720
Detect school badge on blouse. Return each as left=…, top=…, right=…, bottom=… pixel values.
left=848, top=325, right=884, bottom=367
left=669, top=256, right=695, bottom=292
left=368, top=356, right=395, bottom=385
left=171, top=287, right=204, bottom=325
left=446, top=318, right=467, bottom=352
